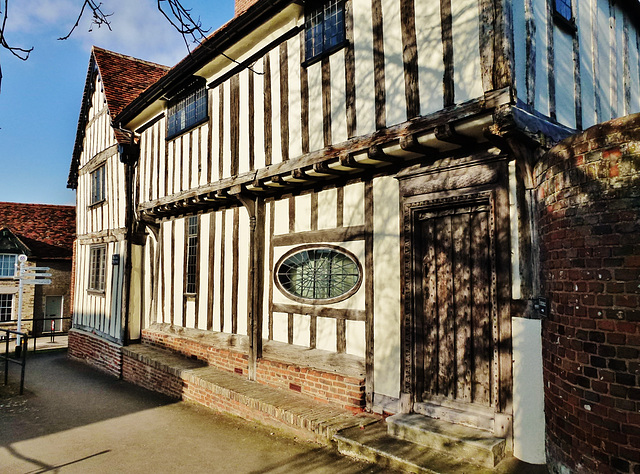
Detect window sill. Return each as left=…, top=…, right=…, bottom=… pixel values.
left=87, top=289, right=105, bottom=296
left=302, top=41, right=348, bottom=68
left=88, top=199, right=106, bottom=210
left=553, top=11, right=576, bottom=34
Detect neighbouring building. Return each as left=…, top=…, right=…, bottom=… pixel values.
left=67, top=0, right=640, bottom=472
left=0, top=202, right=75, bottom=335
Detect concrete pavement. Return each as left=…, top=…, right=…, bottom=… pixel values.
left=0, top=351, right=395, bottom=473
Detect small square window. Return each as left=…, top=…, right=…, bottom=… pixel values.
left=88, top=245, right=106, bottom=292
left=0, top=254, right=16, bottom=278
left=90, top=165, right=106, bottom=205
left=304, top=0, right=345, bottom=63
left=167, top=87, right=208, bottom=139
left=0, top=294, right=13, bottom=322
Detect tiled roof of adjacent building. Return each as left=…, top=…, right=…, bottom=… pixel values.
left=68, top=47, right=170, bottom=188
left=0, top=202, right=76, bottom=259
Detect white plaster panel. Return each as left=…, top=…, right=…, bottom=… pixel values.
left=512, top=0, right=526, bottom=103
left=381, top=0, right=407, bottom=126
left=353, top=0, right=376, bottom=137
left=533, top=0, right=550, bottom=117
left=273, top=198, right=290, bottom=235
left=223, top=209, right=234, bottom=333
left=554, top=26, right=576, bottom=129
left=316, top=317, right=337, bottom=352
left=294, top=194, right=312, bottom=233
left=174, top=218, right=185, bottom=327
left=416, top=0, right=444, bottom=115
left=167, top=135, right=175, bottom=197
left=211, top=88, right=221, bottom=180
left=237, top=210, right=250, bottom=336
left=615, top=6, right=624, bottom=117
left=212, top=211, right=223, bottom=332
left=253, top=67, right=266, bottom=170
left=199, top=123, right=207, bottom=188
left=373, top=175, right=401, bottom=398
left=452, top=0, right=483, bottom=102
left=317, top=188, right=338, bottom=230
left=198, top=213, right=210, bottom=330
left=343, top=182, right=365, bottom=227
left=512, top=317, right=546, bottom=464
left=293, top=313, right=310, bottom=347
left=330, top=49, right=348, bottom=144
left=263, top=204, right=272, bottom=335
left=185, top=299, right=196, bottom=329
left=578, top=0, right=597, bottom=129
left=162, top=220, right=172, bottom=324
left=223, top=82, right=232, bottom=178
left=630, top=28, right=640, bottom=114
left=596, top=0, right=612, bottom=121
left=307, top=61, right=324, bottom=151
left=239, top=69, right=250, bottom=175
left=288, top=36, right=303, bottom=159
left=272, top=312, right=289, bottom=344
left=346, top=320, right=365, bottom=358
left=271, top=48, right=283, bottom=164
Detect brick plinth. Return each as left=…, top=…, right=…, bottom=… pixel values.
left=142, top=325, right=365, bottom=411
left=535, top=113, right=640, bottom=474
left=68, top=328, right=122, bottom=378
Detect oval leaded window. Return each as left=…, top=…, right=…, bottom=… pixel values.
left=275, top=245, right=362, bottom=304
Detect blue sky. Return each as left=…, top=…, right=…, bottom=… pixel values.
left=0, top=0, right=235, bottom=205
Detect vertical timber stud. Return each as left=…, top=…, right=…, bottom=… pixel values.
left=364, top=181, right=374, bottom=410
left=234, top=191, right=265, bottom=381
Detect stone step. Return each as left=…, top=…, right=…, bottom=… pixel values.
left=335, top=420, right=542, bottom=474
left=386, top=413, right=507, bottom=468
left=335, top=421, right=497, bottom=474
left=122, top=344, right=378, bottom=443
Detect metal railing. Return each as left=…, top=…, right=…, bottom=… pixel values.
left=0, top=328, right=28, bottom=395
left=21, top=317, right=71, bottom=353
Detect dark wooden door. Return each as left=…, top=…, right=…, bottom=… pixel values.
left=414, top=200, right=495, bottom=409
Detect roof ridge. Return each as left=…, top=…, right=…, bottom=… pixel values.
left=0, top=201, right=75, bottom=209
left=91, top=45, right=170, bottom=70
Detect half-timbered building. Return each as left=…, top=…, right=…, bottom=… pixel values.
left=69, top=0, right=640, bottom=470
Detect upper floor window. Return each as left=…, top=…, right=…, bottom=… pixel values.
left=185, top=216, right=198, bottom=294
left=90, top=165, right=106, bottom=205
left=554, top=0, right=573, bottom=23
left=0, top=294, right=13, bottom=322
left=167, top=87, right=208, bottom=139
left=88, top=245, right=106, bottom=292
left=0, top=254, right=16, bottom=278
left=304, top=0, right=345, bottom=63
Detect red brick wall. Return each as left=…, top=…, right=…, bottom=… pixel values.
left=122, top=356, right=183, bottom=398
left=142, top=327, right=365, bottom=411
left=68, top=328, right=122, bottom=378
left=536, top=114, right=640, bottom=473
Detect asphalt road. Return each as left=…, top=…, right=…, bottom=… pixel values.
left=0, top=351, right=394, bottom=474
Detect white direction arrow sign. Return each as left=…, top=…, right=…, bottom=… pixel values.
left=22, top=273, right=52, bottom=278
left=27, top=267, right=50, bottom=271
left=22, top=279, right=52, bottom=285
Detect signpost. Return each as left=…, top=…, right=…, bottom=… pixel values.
left=14, top=255, right=51, bottom=354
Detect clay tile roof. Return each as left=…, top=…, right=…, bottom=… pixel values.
left=68, top=48, right=170, bottom=189
left=0, top=202, right=76, bottom=259
left=92, top=46, right=170, bottom=119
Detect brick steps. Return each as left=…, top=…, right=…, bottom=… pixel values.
left=122, top=343, right=378, bottom=443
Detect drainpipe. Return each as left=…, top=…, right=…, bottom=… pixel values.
left=232, top=190, right=265, bottom=381
left=117, top=128, right=140, bottom=349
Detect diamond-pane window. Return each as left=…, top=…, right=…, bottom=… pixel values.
left=185, top=216, right=198, bottom=294
left=167, top=87, right=208, bottom=139
left=305, top=0, right=345, bottom=62
left=276, top=246, right=361, bottom=304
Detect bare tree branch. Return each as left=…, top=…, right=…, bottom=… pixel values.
left=0, top=0, right=34, bottom=92
left=58, top=0, right=112, bottom=41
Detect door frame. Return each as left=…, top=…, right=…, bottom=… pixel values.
left=397, top=155, right=513, bottom=436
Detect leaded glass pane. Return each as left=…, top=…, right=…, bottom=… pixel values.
left=304, top=0, right=345, bottom=61
left=167, top=87, right=208, bottom=138
left=555, top=0, right=572, bottom=21
left=277, top=247, right=360, bottom=302
left=185, top=216, right=198, bottom=294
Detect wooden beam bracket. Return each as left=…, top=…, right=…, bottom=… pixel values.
left=434, top=123, right=474, bottom=146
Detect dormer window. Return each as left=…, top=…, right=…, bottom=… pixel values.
left=167, top=86, right=208, bottom=139
left=304, top=0, right=345, bottom=64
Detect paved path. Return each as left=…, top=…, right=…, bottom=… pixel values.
left=0, top=351, right=394, bottom=473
